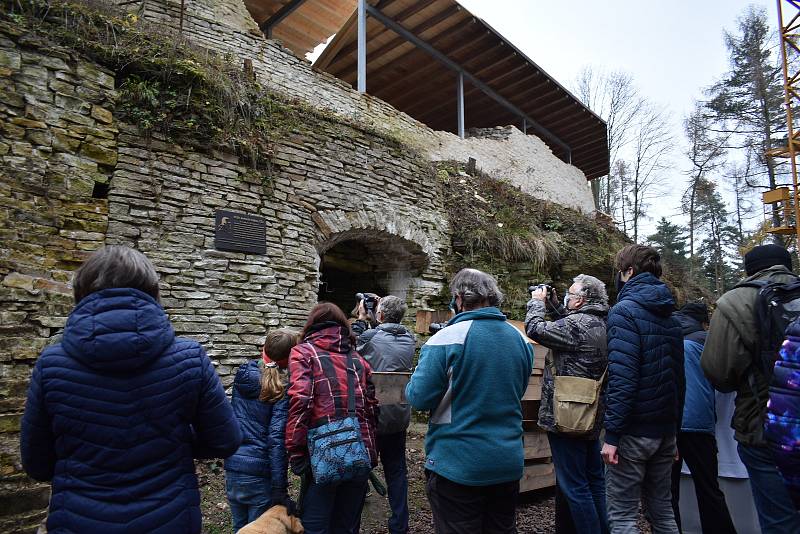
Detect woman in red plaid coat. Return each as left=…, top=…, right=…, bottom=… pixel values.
left=286, top=302, right=379, bottom=534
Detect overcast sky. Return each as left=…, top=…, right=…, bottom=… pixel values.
left=455, top=0, right=779, bottom=238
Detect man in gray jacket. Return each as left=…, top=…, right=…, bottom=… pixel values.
left=525, top=274, right=609, bottom=534
left=353, top=295, right=416, bottom=534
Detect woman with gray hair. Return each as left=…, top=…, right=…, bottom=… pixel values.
left=407, top=268, right=533, bottom=532
left=526, top=274, right=610, bottom=534
left=20, top=245, right=242, bottom=534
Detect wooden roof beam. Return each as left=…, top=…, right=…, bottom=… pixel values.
left=362, top=24, right=489, bottom=91
left=393, top=53, right=530, bottom=117
left=379, top=42, right=513, bottom=109
left=261, top=0, right=307, bottom=38
left=410, top=60, right=543, bottom=119
left=329, top=4, right=465, bottom=75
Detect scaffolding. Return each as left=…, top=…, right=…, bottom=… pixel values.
left=767, top=0, right=800, bottom=248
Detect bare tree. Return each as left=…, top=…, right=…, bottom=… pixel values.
left=683, top=103, right=727, bottom=275
left=629, top=104, right=673, bottom=242
left=725, top=154, right=756, bottom=243
left=574, top=67, right=645, bottom=216
left=613, top=159, right=631, bottom=235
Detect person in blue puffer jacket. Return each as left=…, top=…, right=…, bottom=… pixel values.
left=20, top=245, right=242, bottom=534
left=601, top=244, right=685, bottom=534
left=669, top=303, right=736, bottom=534
left=224, top=329, right=295, bottom=532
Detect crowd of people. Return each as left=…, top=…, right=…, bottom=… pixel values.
left=17, top=242, right=800, bottom=534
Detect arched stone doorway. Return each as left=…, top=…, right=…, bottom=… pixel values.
left=316, top=230, right=429, bottom=315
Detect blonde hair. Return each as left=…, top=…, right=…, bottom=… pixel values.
left=259, top=329, right=298, bottom=402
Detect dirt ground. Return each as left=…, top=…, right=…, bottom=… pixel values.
left=198, top=426, right=561, bottom=534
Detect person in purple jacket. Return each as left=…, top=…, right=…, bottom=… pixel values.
left=21, top=245, right=242, bottom=533
left=766, top=316, right=800, bottom=510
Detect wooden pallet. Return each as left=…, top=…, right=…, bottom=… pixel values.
left=520, top=461, right=556, bottom=492
left=508, top=320, right=556, bottom=492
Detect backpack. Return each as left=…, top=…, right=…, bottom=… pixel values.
left=735, top=278, right=800, bottom=375
left=306, top=350, right=371, bottom=485
left=764, top=315, right=800, bottom=508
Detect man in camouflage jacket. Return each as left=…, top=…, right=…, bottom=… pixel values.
left=525, top=274, right=609, bottom=533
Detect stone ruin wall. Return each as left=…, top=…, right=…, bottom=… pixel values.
left=111, top=0, right=595, bottom=213
left=432, top=126, right=596, bottom=213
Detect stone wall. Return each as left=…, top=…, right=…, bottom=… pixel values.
left=431, top=126, right=596, bottom=213
left=0, top=21, right=118, bottom=533
left=111, top=0, right=594, bottom=201
left=107, top=123, right=449, bottom=375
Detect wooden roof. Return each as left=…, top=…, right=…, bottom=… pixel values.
left=314, top=0, right=609, bottom=180
left=243, top=0, right=356, bottom=56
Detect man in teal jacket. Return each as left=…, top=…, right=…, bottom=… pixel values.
left=406, top=268, right=533, bottom=534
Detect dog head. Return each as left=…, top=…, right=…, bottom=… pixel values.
left=236, top=505, right=304, bottom=534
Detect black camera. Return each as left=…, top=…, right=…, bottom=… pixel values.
left=355, top=292, right=380, bottom=326
left=528, top=283, right=555, bottom=295
left=355, top=292, right=379, bottom=314
left=528, top=283, right=562, bottom=315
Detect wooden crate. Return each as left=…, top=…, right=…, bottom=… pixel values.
left=414, top=310, right=451, bottom=334
left=520, top=462, right=555, bottom=492
left=523, top=430, right=551, bottom=460
left=522, top=374, right=542, bottom=401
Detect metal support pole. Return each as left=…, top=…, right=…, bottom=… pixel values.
left=364, top=4, right=571, bottom=157
left=457, top=72, right=465, bottom=139
left=357, top=0, right=367, bottom=93
left=523, top=119, right=527, bottom=134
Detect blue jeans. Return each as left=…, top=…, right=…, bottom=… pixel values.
left=377, top=431, right=409, bottom=534
left=548, top=433, right=609, bottom=534
left=225, top=471, right=271, bottom=532
left=301, top=475, right=368, bottom=534
left=737, top=443, right=800, bottom=534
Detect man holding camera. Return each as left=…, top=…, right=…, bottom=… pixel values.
left=525, top=275, right=610, bottom=534
left=406, top=268, right=533, bottom=534
left=352, top=295, right=415, bottom=534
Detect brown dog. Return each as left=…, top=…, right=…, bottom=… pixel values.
left=237, top=505, right=304, bottom=534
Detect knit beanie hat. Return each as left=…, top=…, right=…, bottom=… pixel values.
left=679, top=302, right=709, bottom=325
left=744, top=244, right=792, bottom=276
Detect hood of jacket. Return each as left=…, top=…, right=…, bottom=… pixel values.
left=377, top=322, right=411, bottom=336
left=448, top=306, right=507, bottom=325
left=617, top=272, right=675, bottom=317
left=233, top=359, right=263, bottom=400
left=303, top=322, right=354, bottom=354
left=61, top=288, right=175, bottom=373
left=674, top=312, right=704, bottom=337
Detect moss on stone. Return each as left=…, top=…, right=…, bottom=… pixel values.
left=1, top=0, right=419, bottom=173
left=438, top=162, right=630, bottom=320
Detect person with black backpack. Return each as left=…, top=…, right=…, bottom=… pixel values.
left=701, top=243, right=800, bottom=533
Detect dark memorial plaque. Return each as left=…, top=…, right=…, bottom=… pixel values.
left=214, top=210, right=266, bottom=254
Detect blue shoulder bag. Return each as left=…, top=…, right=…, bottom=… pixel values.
left=306, top=351, right=371, bottom=485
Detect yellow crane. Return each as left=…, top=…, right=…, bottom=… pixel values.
left=765, top=0, right=800, bottom=249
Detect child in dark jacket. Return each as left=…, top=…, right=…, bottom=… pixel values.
left=225, top=329, right=297, bottom=532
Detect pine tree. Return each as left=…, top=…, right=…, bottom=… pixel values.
left=695, top=179, right=737, bottom=294
left=647, top=217, right=689, bottom=277
left=706, top=6, right=786, bottom=229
